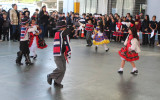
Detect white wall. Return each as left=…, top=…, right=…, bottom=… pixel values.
left=63, top=0, right=74, bottom=14
left=147, top=0, right=160, bottom=21
left=97, top=0, right=108, bottom=15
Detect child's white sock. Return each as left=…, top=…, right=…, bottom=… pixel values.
left=119, top=68, right=123, bottom=71
left=132, top=68, right=137, bottom=72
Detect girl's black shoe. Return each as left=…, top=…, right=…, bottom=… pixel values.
left=130, top=70, right=138, bottom=74
left=118, top=71, right=123, bottom=74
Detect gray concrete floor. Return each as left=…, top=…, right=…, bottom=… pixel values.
left=0, top=39, right=160, bottom=100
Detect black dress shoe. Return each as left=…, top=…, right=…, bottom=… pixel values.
left=106, top=48, right=109, bottom=52
left=25, top=62, right=33, bottom=66
left=33, top=55, right=37, bottom=59
left=54, top=81, right=63, bottom=88
left=16, top=62, right=23, bottom=66
left=118, top=71, right=123, bottom=74
left=130, top=70, right=138, bottom=74
left=30, top=56, right=34, bottom=58
left=47, top=75, right=52, bottom=85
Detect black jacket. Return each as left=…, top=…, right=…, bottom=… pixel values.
left=38, top=11, right=49, bottom=25
left=141, top=19, right=150, bottom=32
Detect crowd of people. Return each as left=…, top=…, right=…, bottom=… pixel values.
left=0, top=4, right=160, bottom=47
left=0, top=3, right=160, bottom=87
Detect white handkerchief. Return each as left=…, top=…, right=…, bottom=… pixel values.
left=150, top=30, right=154, bottom=38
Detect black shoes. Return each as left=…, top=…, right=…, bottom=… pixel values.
left=47, top=75, right=52, bottom=85
left=130, top=70, right=138, bottom=74
left=118, top=71, right=123, bottom=74
left=106, top=48, right=109, bottom=52
left=54, top=81, right=63, bottom=88
left=118, top=70, right=138, bottom=74
left=16, top=62, right=23, bottom=66
left=86, top=44, right=92, bottom=47
left=47, top=75, right=63, bottom=88
left=33, top=55, right=37, bottom=59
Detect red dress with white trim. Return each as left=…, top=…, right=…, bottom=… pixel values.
left=118, top=34, right=139, bottom=62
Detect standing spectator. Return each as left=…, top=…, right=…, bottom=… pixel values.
left=49, top=12, right=56, bottom=37
left=38, top=6, right=49, bottom=39
left=2, top=13, right=10, bottom=41
left=109, top=18, right=116, bottom=41
left=157, top=20, right=160, bottom=46
left=141, top=15, right=150, bottom=45
left=10, top=4, right=19, bottom=42
left=104, top=16, right=111, bottom=40
left=149, top=16, right=157, bottom=47
left=135, top=15, right=141, bottom=34
left=66, top=12, right=72, bottom=26
left=0, top=9, right=3, bottom=41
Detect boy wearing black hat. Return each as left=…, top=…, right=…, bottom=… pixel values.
left=16, top=18, right=35, bottom=65
left=47, top=21, right=71, bottom=88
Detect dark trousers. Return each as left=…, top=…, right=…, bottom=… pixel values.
left=49, top=54, right=66, bottom=84
left=16, top=41, right=31, bottom=64
left=86, top=31, right=92, bottom=46
left=150, top=35, right=155, bottom=46
left=158, top=32, right=160, bottom=44
left=105, top=31, right=110, bottom=40
left=123, top=33, right=128, bottom=41
left=12, top=25, right=19, bottom=40
left=2, top=27, right=9, bottom=41
left=40, top=25, right=48, bottom=39
left=49, top=26, right=56, bottom=38
left=20, top=41, right=30, bottom=55
left=0, top=27, right=2, bottom=40
left=142, top=34, right=149, bottom=45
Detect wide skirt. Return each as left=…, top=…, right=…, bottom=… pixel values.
left=118, top=47, right=139, bottom=62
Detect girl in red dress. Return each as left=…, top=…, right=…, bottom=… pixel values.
left=114, top=19, right=123, bottom=42
left=118, top=23, right=141, bottom=74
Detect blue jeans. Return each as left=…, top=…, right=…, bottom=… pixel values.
left=40, top=25, right=48, bottom=39
left=12, top=25, right=19, bottom=40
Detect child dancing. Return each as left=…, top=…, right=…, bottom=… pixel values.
left=93, top=21, right=110, bottom=52
left=118, top=23, right=141, bottom=74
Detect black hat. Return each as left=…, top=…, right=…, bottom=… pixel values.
left=21, top=17, right=30, bottom=25
left=56, top=21, right=66, bottom=28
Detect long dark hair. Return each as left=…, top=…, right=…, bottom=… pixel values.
left=145, top=15, right=150, bottom=21
left=99, top=21, right=104, bottom=33
left=129, top=25, right=139, bottom=40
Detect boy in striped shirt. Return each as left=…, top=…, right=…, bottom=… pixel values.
left=85, top=19, right=94, bottom=47
left=16, top=18, right=36, bottom=65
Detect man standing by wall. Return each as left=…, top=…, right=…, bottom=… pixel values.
left=10, top=4, right=19, bottom=42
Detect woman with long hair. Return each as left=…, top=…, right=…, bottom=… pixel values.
left=38, top=6, right=49, bottom=39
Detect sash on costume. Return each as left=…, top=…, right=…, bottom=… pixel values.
left=53, top=31, right=71, bottom=62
